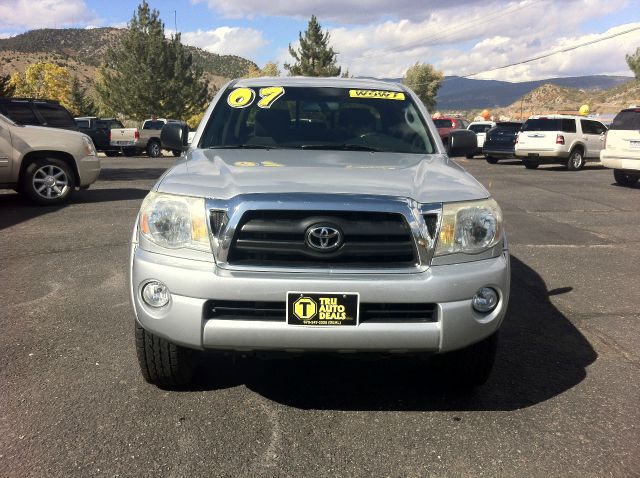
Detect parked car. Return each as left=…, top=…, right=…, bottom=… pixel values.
left=600, top=107, right=640, bottom=187
left=432, top=116, right=469, bottom=152
left=515, top=114, right=607, bottom=170
left=75, top=116, right=124, bottom=157
left=483, top=121, right=523, bottom=163
left=467, top=121, right=496, bottom=158
left=0, top=112, right=100, bottom=204
left=110, top=118, right=181, bottom=157
left=0, top=98, right=78, bottom=131
left=132, top=77, right=508, bottom=389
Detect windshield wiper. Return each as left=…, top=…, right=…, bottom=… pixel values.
left=209, top=144, right=280, bottom=150
left=301, top=144, right=380, bottom=152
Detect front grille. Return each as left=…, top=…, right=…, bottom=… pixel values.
left=225, top=210, right=417, bottom=268
left=205, top=300, right=438, bottom=323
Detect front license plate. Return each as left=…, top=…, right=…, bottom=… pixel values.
left=287, top=292, right=359, bottom=326
left=630, top=140, right=640, bottom=149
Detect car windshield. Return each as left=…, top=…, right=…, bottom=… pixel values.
left=143, top=120, right=166, bottom=130
left=496, top=122, right=522, bottom=130
left=609, top=110, right=640, bottom=130
left=199, top=86, right=436, bottom=154
left=469, top=124, right=492, bottom=133
left=433, top=119, right=453, bottom=128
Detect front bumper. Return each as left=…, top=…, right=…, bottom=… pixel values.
left=77, top=155, right=101, bottom=186
left=130, top=246, right=511, bottom=354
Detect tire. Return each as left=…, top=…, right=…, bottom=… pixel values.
left=21, top=157, right=76, bottom=205
left=486, top=156, right=498, bottom=164
left=435, top=332, right=498, bottom=388
left=147, top=140, right=162, bottom=158
left=122, top=147, right=138, bottom=157
left=613, top=170, right=639, bottom=187
left=135, top=322, right=197, bottom=387
left=172, top=150, right=182, bottom=157
left=523, top=159, right=539, bottom=169
left=566, top=148, right=584, bottom=171
left=105, top=150, right=120, bottom=157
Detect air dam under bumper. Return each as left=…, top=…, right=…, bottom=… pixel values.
left=130, top=247, right=510, bottom=353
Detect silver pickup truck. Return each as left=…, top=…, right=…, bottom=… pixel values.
left=110, top=118, right=181, bottom=157
left=130, top=78, right=510, bottom=388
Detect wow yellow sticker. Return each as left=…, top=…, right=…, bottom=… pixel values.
left=349, top=90, right=405, bottom=100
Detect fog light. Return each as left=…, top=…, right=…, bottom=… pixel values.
left=141, top=280, right=170, bottom=308
left=472, top=287, right=499, bottom=313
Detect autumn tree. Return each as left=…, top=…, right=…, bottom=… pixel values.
left=0, top=74, right=15, bottom=97
left=96, top=0, right=209, bottom=121
left=10, top=62, right=72, bottom=107
left=244, top=61, right=281, bottom=78
left=67, top=76, right=97, bottom=117
left=403, top=62, right=444, bottom=112
left=285, top=15, right=341, bottom=77
left=627, top=47, right=640, bottom=80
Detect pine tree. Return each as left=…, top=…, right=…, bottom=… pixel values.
left=0, top=74, right=15, bottom=97
left=627, top=47, right=640, bottom=80
left=96, top=0, right=208, bottom=121
left=68, top=76, right=97, bottom=116
left=285, top=16, right=341, bottom=77
left=403, top=62, right=444, bottom=112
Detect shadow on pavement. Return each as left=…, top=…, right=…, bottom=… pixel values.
left=0, top=188, right=149, bottom=230
left=98, top=168, right=167, bottom=181
left=190, top=255, right=596, bottom=411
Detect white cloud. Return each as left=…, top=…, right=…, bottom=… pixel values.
left=0, top=32, right=14, bottom=39
left=180, top=27, right=267, bottom=58
left=0, top=0, right=98, bottom=30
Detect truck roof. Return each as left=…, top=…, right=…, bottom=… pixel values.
left=232, top=76, right=405, bottom=91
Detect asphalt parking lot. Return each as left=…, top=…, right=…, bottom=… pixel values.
left=1, top=155, right=639, bottom=477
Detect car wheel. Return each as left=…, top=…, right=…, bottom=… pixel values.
left=105, top=150, right=120, bottom=157
left=523, top=159, right=539, bottom=169
left=613, top=170, right=639, bottom=187
left=147, top=140, right=162, bottom=158
left=122, top=147, right=138, bottom=157
left=566, top=148, right=584, bottom=171
left=486, top=156, right=498, bottom=164
left=435, top=332, right=498, bottom=388
left=21, top=157, right=76, bottom=205
left=172, top=149, right=182, bottom=157
left=135, top=322, right=197, bottom=387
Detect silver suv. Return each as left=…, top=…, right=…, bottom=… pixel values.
left=130, top=78, right=510, bottom=388
left=515, top=114, right=607, bottom=170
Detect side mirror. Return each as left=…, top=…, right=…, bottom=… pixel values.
left=161, top=122, right=189, bottom=151
left=448, top=129, right=477, bottom=157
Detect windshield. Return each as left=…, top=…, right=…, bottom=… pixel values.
left=609, top=110, right=640, bottom=130
left=433, top=119, right=453, bottom=128
left=199, top=86, right=436, bottom=154
left=469, top=124, right=492, bottom=133
left=496, top=122, right=522, bottom=131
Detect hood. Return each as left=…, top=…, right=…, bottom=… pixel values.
left=156, top=149, right=489, bottom=204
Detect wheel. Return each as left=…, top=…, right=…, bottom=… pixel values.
left=135, top=322, right=197, bottom=387
left=486, top=156, right=498, bottom=164
left=613, top=170, right=639, bottom=187
left=171, top=150, right=182, bottom=157
left=566, top=148, right=584, bottom=171
left=147, top=140, right=162, bottom=158
left=435, top=332, right=498, bottom=388
left=465, top=154, right=474, bottom=159
left=21, top=157, right=76, bottom=205
left=122, top=147, right=137, bottom=157
left=105, top=150, right=120, bottom=157
left=523, top=159, right=539, bottom=169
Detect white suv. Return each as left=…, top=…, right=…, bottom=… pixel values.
left=600, top=107, right=640, bottom=187
left=515, top=114, right=607, bottom=170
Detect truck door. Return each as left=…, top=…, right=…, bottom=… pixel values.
left=0, top=122, right=12, bottom=182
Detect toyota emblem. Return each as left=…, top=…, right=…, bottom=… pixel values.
left=305, top=225, right=343, bottom=252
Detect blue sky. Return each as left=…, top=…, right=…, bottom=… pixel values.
left=1, top=0, right=639, bottom=81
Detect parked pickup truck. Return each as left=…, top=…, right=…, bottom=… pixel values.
left=110, top=118, right=181, bottom=157
left=131, top=77, right=510, bottom=389
left=75, top=116, right=124, bottom=157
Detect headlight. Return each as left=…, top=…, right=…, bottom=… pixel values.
left=82, top=136, right=97, bottom=156
left=139, top=192, right=209, bottom=250
left=435, top=198, right=503, bottom=256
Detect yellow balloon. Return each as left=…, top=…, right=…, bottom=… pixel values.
left=579, top=104, right=590, bottom=116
